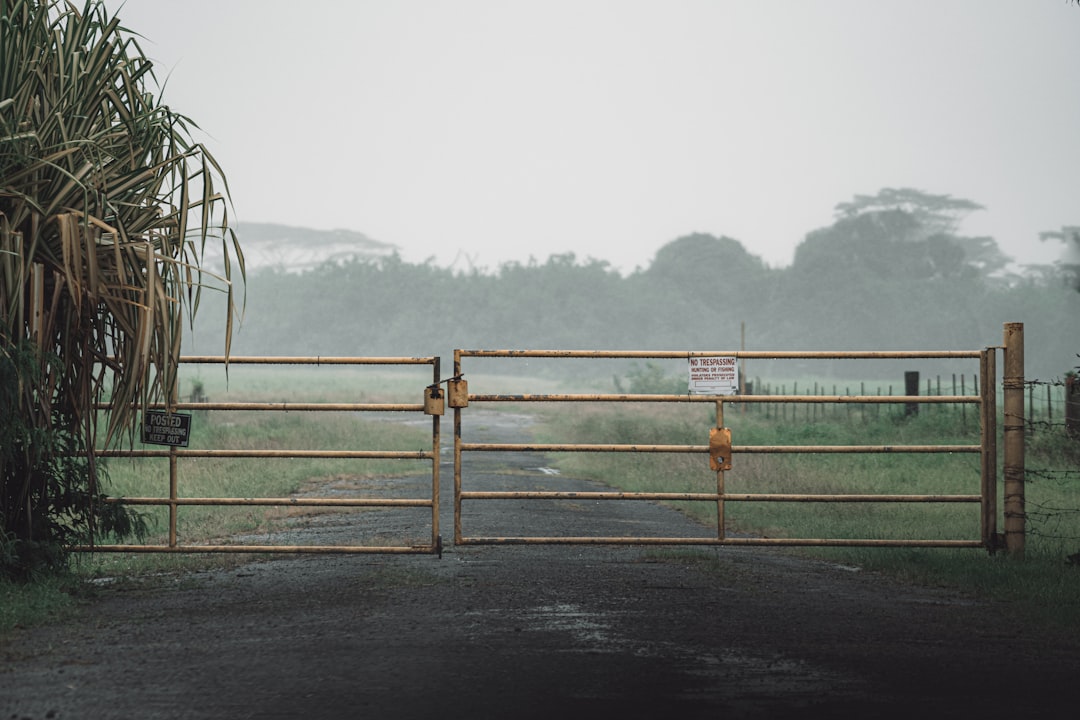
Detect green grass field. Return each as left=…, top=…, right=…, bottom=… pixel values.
left=534, top=402, right=982, bottom=539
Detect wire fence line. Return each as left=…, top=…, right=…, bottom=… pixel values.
left=747, top=374, right=985, bottom=425
left=744, top=374, right=1076, bottom=430
left=1026, top=501, right=1080, bottom=542
left=1022, top=376, right=1079, bottom=547
left=1022, top=376, right=1078, bottom=433
left=1024, top=376, right=1079, bottom=438
left=746, top=373, right=1080, bottom=548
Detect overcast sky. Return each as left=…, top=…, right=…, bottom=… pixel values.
left=107, top=0, right=1080, bottom=274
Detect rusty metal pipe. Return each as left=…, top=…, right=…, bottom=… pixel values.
left=457, top=349, right=980, bottom=360
left=93, top=449, right=434, bottom=459
left=103, top=497, right=432, bottom=507
left=468, top=393, right=978, bottom=404
left=175, top=355, right=437, bottom=365
left=456, top=536, right=984, bottom=548
left=460, top=442, right=980, bottom=454
left=458, top=491, right=978, bottom=503
left=75, top=544, right=436, bottom=554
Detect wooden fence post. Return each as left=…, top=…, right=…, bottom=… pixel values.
left=1066, top=374, right=1080, bottom=439
left=905, top=371, right=919, bottom=417
left=1003, top=322, right=1025, bottom=557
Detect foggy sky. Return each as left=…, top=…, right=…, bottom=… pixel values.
left=107, top=0, right=1080, bottom=274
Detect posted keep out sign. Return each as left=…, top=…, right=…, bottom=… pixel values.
left=142, top=410, right=192, bottom=447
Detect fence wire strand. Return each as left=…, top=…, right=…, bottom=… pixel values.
left=1023, top=376, right=1080, bottom=544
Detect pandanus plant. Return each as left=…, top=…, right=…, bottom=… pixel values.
left=0, top=0, right=243, bottom=573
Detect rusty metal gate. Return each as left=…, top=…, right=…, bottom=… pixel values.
left=449, top=345, right=1010, bottom=551
left=86, top=355, right=443, bottom=555
left=81, top=325, right=1026, bottom=556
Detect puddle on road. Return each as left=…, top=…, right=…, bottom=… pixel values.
left=524, top=603, right=611, bottom=645
left=464, top=601, right=864, bottom=703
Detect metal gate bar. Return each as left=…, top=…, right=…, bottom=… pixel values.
left=83, top=355, right=442, bottom=555
left=452, top=348, right=993, bottom=549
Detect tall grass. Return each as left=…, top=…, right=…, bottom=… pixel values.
left=175, top=365, right=434, bottom=404
left=535, top=404, right=979, bottom=538
left=101, top=412, right=431, bottom=544
left=0, top=573, right=79, bottom=632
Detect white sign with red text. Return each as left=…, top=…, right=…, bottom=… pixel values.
left=688, top=356, right=739, bottom=395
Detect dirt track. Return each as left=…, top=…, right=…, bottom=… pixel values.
left=2, top=410, right=1078, bottom=719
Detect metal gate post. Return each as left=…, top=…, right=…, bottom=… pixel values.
left=168, top=447, right=178, bottom=548
left=1002, top=323, right=1025, bottom=557
left=430, top=357, right=441, bottom=554
left=980, top=347, right=998, bottom=551
left=168, top=375, right=179, bottom=548
left=452, top=349, right=464, bottom=547
left=715, top=400, right=726, bottom=542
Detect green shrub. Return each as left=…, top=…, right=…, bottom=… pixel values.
left=613, top=362, right=687, bottom=395
left=1, top=338, right=147, bottom=581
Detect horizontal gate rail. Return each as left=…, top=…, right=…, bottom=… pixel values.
left=462, top=537, right=985, bottom=548
left=93, top=449, right=432, bottom=459
left=461, top=443, right=981, bottom=453
left=469, top=393, right=978, bottom=403
left=459, top=349, right=981, bottom=359
left=116, top=402, right=427, bottom=412
left=460, top=491, right=980, bottom=503
left=112, top=497, right=433, bottom=507
left=453, top=347, right=994, bottom=549
left=176, top=355, right=437, bottom=365
left=82, top=355, right=442, bottom=555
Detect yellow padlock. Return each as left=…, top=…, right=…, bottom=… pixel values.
left=709, top=426, right=732, bottom=471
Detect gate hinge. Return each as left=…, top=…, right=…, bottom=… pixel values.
left=709, top=427, right=732, bottom=471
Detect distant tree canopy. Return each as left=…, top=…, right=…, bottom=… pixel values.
left=816, top=188, right=1010, bottom=281
left=834, top=187, right=984, bottom=235
left=1039, top=226, right=1080, bottom=291
left=192, top=188, right=1075, bottom=380
left=646, top=233, right=767, bottom=281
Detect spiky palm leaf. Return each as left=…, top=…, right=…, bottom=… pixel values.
left=1, top=0, right=243, bottom=551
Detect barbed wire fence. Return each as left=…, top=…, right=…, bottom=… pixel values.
left=1023, top=374, right=1080, bottom=549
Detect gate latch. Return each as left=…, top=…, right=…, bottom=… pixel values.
left=424, top=385, right=445, bottom=416
left=426, top=375, right=468, bottom=412
left=447, top=377, right=468, bottom=408
left=709, top=427, right=732, bottom=471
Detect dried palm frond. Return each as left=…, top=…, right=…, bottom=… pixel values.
left=1, top=0, right=242, bottom=439
left=1, top=0, right=243, bottom=550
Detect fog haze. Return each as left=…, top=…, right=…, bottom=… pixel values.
left=108, top=0, right=1080, bottom=273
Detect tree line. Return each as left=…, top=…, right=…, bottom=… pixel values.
left=190, top=189, right=1077, bottom=382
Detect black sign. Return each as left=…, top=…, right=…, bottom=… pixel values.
left=142, top=410, right=192, bottom=447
